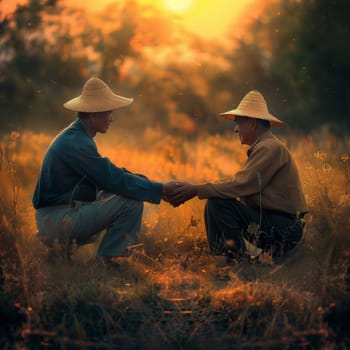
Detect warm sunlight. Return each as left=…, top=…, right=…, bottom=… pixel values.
left=162, top=0, right=194, bottom=13
left=67, top=0, right=258, bottom=39
left=4, top=0, right=259, bottom=39
left=2, top=0, right=349, bottom=348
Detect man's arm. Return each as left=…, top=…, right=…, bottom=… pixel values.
left=57, top=138, right=163, bottom=204
left=167, top=142, right=288, bottom=206
left=196, top=143, right=287, bottom=199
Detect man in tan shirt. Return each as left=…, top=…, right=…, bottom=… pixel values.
left=170, top=90, right=308, bottom=262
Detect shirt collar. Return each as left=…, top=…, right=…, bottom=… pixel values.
left=73, top=118, right=92, bottom=138
left=247, top=130, right=272, bottom=156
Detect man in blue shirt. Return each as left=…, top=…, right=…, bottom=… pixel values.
left=33, top=77, right=178, bottom=267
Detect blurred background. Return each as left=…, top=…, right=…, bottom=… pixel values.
left=0, top=0, right=349, bottom=136
left=1, top=4, right=350, bottom=348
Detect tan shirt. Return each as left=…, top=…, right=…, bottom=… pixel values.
left=197, top=131, right=308, bottom=215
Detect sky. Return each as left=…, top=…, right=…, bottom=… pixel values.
left=90, top=0, right=259, bottom=39
left=1, top=0, right=260, bottom=39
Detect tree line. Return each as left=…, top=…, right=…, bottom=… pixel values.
left=0, top=0, right=349, bottom=135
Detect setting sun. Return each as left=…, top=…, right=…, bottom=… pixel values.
left=162, top=0, right=194, bottom=13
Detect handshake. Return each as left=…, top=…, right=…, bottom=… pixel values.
left=162, top=181, right=198, bottom=207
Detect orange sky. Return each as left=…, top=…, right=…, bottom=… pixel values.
left=1, top=0, right=260, bottom=39
left=84, top=0, right=258, bottom=39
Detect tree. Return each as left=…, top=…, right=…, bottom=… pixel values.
left=222, top=0, right=350, bottom=132
left=0, top=0, right=88, bottom=132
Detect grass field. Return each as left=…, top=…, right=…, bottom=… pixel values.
left=1, top=127, right=350, bottom=349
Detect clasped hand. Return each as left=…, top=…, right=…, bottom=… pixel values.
left=162, top=181, right=197, bottom=207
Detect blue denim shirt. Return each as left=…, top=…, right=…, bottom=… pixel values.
left=32, top=118, right=163, bottom=209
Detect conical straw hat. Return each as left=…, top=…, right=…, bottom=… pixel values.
left=219, top=90, right=285, bottom=127
left=63, top=77, right=133, bottom=112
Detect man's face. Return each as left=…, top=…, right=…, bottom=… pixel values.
left=234, top=116, right=256, bottom=145
left=90, top=111, right=113, bottom=134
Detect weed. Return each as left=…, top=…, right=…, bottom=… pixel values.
left=1, top=130, right=350, bottom=348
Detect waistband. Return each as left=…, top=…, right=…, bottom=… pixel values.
left=264, top=210, right=307, bottom=220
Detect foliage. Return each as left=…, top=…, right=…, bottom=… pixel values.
left=224, top=0, right=350, bottom=131
left=1, top=129, right=350, bottom=348
left=0, top=132, right=27, bottom=348
left=1, top=0, right=350, bottom=134
left=0, top=0, right=88, bottom=131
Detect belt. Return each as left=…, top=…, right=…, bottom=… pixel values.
left=39, top=201, right=79, bottom=208
left=37, top=202, right=72, bottom=209
left=264, top=209, right=302, bottom=220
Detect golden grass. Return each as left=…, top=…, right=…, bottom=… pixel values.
left=1, top=127, right=350, bottom=348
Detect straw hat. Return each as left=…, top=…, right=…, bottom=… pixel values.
left=63, top=77, right=133, bottom=112
left=219, top=90, right=285, bottom=127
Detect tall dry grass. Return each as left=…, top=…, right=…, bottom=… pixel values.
left=1, top=127, right=350, bottom=349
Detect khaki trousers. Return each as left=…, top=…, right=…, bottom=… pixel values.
left=36, top=191, right=143, bottom=258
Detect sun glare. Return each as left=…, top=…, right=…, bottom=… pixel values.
left=162, top=0, right=194, bottom=13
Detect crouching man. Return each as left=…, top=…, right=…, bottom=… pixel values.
left=170, top=90, right=308, bottom=263
left=32, top=77, right=178, bottom=267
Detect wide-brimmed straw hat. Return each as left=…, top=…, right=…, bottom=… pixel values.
left=63, top=77, right=133, bottom=112
left=219, top=90, right=285, bottom=127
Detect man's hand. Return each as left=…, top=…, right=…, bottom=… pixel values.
left=169, top=182, right=197, bottom=207
left=162, top=181, right=183, bottom=202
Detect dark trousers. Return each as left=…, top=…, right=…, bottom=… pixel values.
left=204, top=198, right=303, bottom=258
